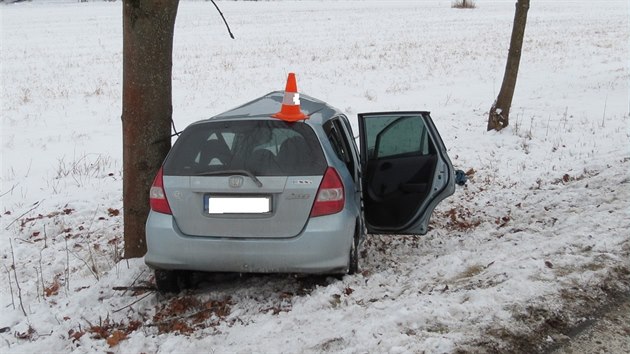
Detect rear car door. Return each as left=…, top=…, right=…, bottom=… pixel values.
left=358, top=112, right=455, bottom=235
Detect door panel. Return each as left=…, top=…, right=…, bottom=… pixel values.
left=358, top=112, right=455, bottom=235
left=364, top=154, right=436, bottom=228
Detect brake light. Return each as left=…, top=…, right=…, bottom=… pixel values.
left=310, top=167, right=344, bottom=217
left=149, top=167, right=172, bottom=215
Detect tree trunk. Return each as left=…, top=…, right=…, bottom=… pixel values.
left=487, top=0, right=530, bottom=131
left=122, top=0, right=179, bottom=258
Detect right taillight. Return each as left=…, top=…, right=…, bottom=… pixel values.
left=149, top=167, right=172, bottom=215
left=310, top=167, right=345, bottom=217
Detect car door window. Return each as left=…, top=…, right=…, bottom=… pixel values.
left=324, top=118, right=356, bottom=175
left=373, top=116, right=431, bottom=159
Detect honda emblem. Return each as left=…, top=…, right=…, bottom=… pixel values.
left=229, top=176, right=244, bottom=188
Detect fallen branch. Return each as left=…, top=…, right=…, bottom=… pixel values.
left=112, top=291, right=154, bottom=313
left=4, top=200, right=42, bottom=230
left=112, top=286, right=155, bottom=292
left=118, top=269, right=146, bottom=296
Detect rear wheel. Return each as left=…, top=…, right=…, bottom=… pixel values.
left=155, top=269, right=181, bottom=293
left=348, top=220, right=362, bottom=274
left=349, top=243, right=359, bottom=274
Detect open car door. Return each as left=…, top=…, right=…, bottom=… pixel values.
left=358, top=112, right=455, bottom=235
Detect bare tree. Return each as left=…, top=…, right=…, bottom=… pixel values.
left=122, top=0, right=180, bottom=258
left=487, top=0, right=530, bottom=131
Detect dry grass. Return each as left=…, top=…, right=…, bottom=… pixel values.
left=452, top=0, right=476, bottom=9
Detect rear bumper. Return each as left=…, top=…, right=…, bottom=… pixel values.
left=144, top=210, right=355, bottom=274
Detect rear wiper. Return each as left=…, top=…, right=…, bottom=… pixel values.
left=194, top=169, right=263, bottom=188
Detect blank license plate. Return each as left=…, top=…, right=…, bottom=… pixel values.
left=206, top=196, right=271, bottom=214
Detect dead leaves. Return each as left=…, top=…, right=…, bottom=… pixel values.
left=495, top=214, right=512, bottom=228
left=15, top=326, right=36, bottom=340
left=443, top=207, right=482, bottom=231
left=152, top=296, right=233, bottom=334
left=68, top=329, right=85, bottom=343
left=551, top=170, right=600, bottom=185
left=67, top=284, right=299, bottom=347
left=68, top=316, right=141, bottom=348
left=107, top=208, right=120, bottom=217
left=105, top=330, right=127, bottom=347
left=19, top=208, right=75, bottom=228
left=44, top=276, right=61, bottom=297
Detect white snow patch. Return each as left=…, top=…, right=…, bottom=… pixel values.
left=1, top=0, right=628, bottom=353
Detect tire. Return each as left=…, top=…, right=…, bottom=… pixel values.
left=348, top=220, right=362, bottom=275
left=155, top=269, right=180, bottom=293
left=349, top=243, right=359, bottom=274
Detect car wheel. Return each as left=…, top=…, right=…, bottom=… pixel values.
left=155, top=269, right=180, bottom=293
left=348, top=221, right=361, bottom=275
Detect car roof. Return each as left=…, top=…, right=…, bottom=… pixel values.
left=189, top=91, right=342, bottom=128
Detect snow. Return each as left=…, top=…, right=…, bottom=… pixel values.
left=1, top=0, right=629, bottom=353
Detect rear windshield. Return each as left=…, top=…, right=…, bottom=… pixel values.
left=163, top=119, right=327, bottom=176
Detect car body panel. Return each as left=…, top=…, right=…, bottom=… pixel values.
left=145, top=206, right=355, bottom=274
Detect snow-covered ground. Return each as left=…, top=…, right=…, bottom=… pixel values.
left=1, top=0, right=628, bottom=352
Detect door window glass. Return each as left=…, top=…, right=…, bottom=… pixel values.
left=364, top=115, right=432, bottom=159
left=325, top=120, right=354, bottom=168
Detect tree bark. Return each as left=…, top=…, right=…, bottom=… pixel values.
left=487, top=0, right=530, bottom=131
left=122, top=0, right=179, bottom=258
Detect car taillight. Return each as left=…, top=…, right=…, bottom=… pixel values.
left=311, top=167, right=344, bottom=217
left=149, top=167, right=172, bottom=215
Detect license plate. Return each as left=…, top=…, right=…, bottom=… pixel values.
left=205, top=196, right=271, bottom=214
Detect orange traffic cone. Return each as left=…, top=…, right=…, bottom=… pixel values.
left=272, top=73, right=308, bottom=122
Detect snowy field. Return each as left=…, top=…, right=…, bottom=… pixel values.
left=1, top=0, right=629, bottom=352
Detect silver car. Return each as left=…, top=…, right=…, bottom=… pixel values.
left=145, top=81, right=455, bottom=292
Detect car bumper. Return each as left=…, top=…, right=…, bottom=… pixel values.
left=144, top=210, right=355, bottom=274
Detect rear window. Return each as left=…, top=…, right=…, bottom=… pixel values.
left=163, top=119, right=327, bottom=176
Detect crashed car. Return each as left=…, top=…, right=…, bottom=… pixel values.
left=145, top=73, right=455, bottom=292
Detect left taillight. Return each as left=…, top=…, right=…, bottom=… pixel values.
left=149, top=167, right=172, bottom=215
